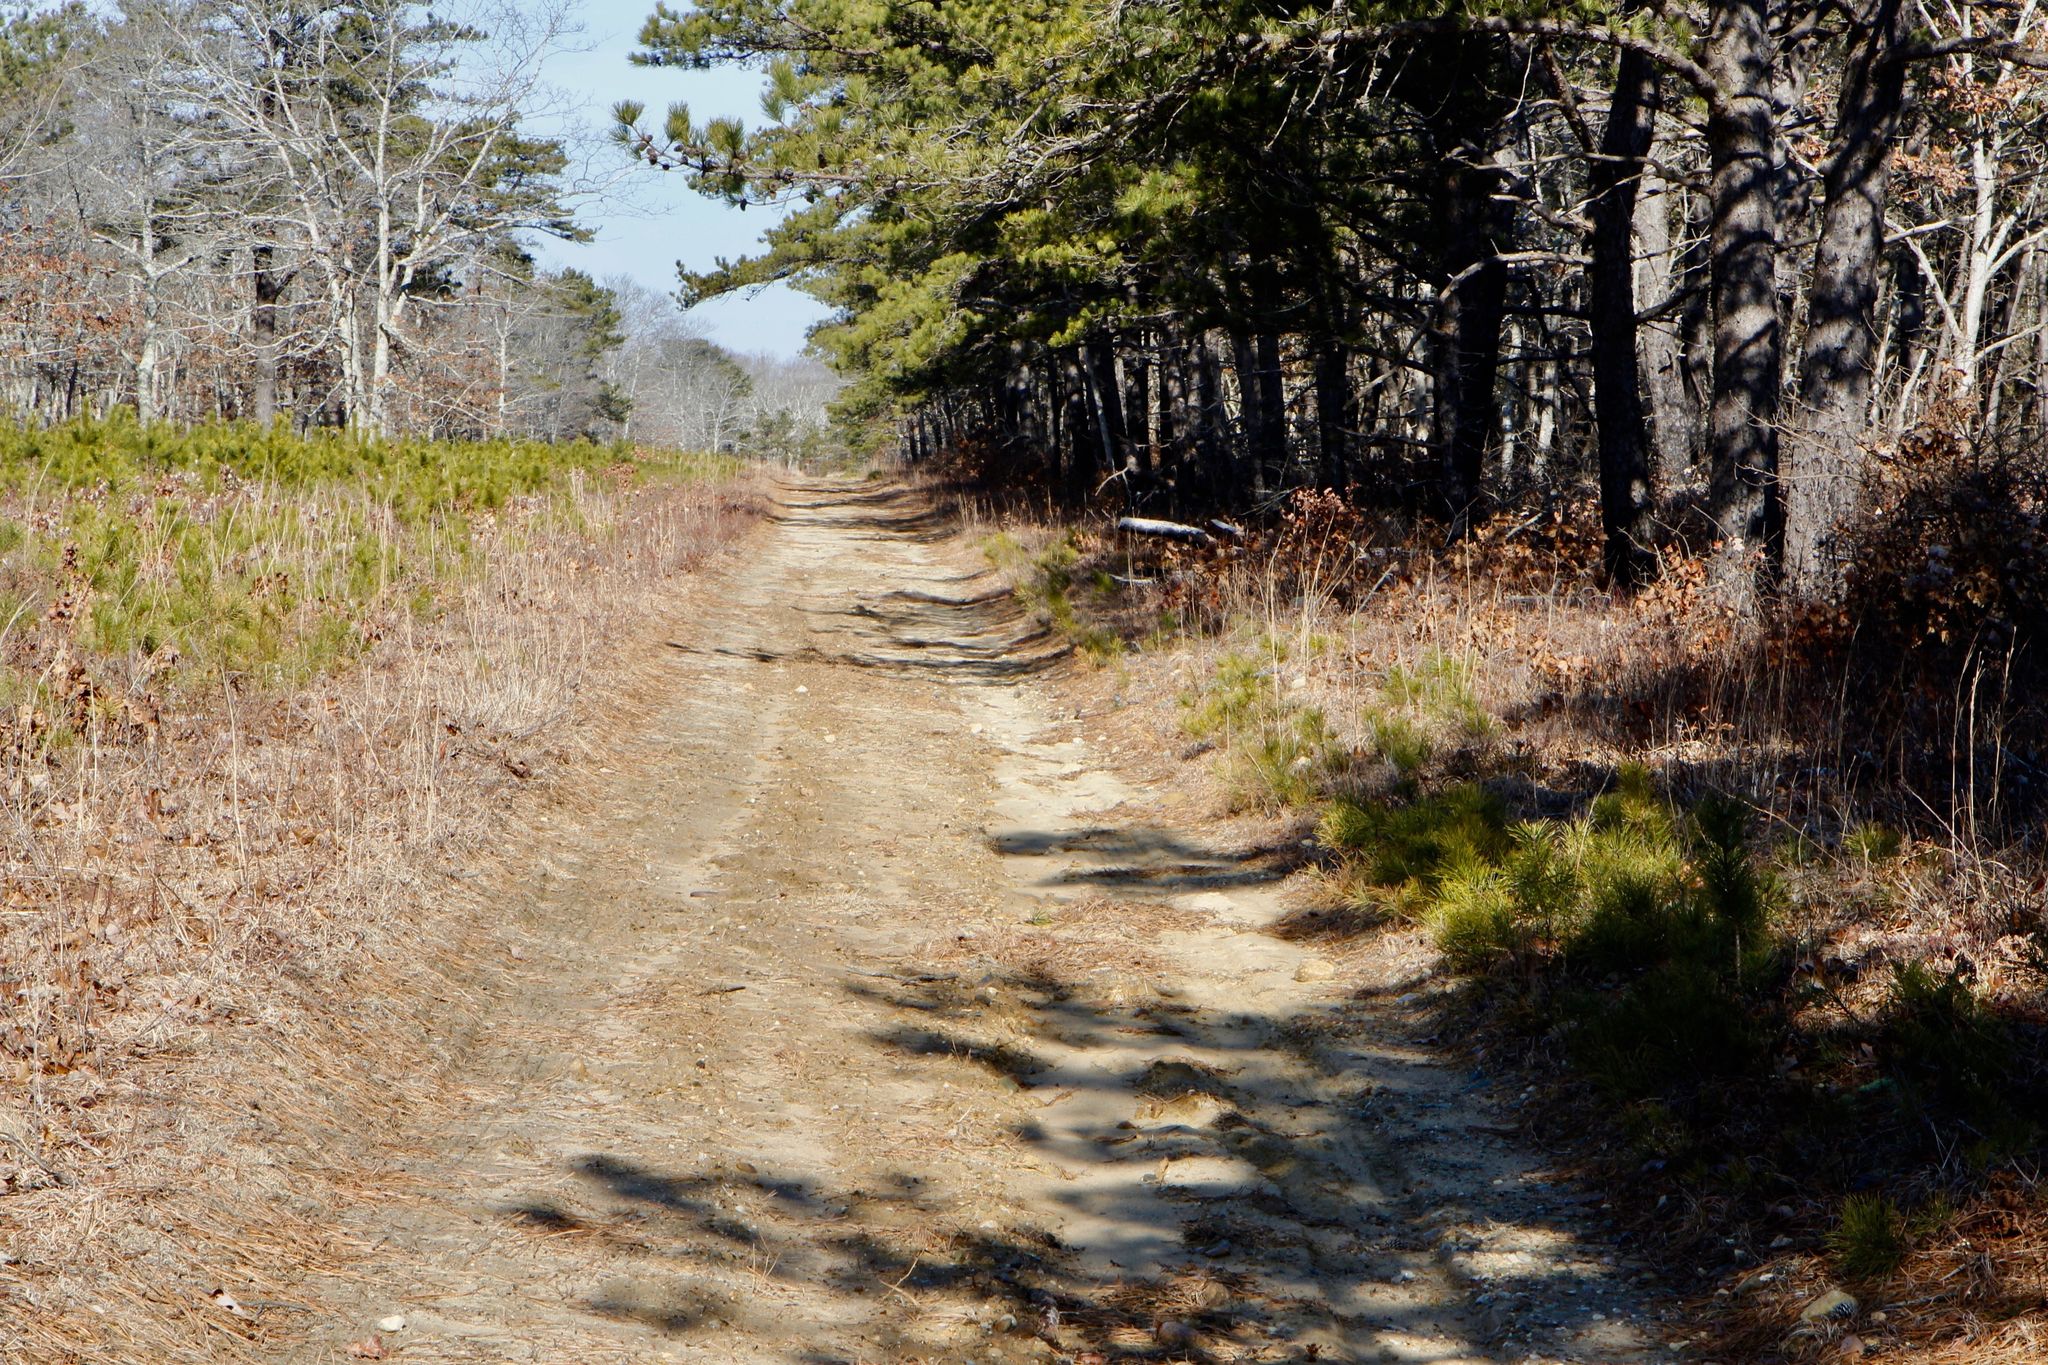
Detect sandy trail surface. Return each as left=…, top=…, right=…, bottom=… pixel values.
left=297, top=481, right=1678, bottom=1364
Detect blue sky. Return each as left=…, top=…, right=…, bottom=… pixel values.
left=530, top=0, right=831, bottom=358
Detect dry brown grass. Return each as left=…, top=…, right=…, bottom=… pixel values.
left=0, top=465, right=766, bottom=1361
left=1700, top=1170, right=2048, bottom=1362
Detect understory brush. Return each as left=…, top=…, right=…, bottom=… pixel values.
left=1841, top=403, right=2048, bottom=699
left=0, top=419, right=761, bottom=1362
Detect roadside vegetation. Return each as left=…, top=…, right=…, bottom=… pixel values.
left=0, top=415, right=737, bottom=690
left=1, top=420, right=760, bottom=1362
left=964, top=474, right=2048, bottom=1362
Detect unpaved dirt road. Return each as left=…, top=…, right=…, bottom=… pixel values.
left=299, top=482, right=1679, bottom=1364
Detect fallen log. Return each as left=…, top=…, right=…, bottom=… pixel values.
left=1115, top=516, right=1215, bottom=546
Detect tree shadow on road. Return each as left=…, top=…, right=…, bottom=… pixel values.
left=497, top=948, right=1660, bottom=1363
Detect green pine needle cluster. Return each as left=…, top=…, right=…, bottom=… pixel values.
left=1321, top=762, right=1789, bottom=1097
left=1179, top=642, right=1344, bottom=810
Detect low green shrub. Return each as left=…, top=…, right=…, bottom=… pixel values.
left=1179, top=638, right=1352, bottom=809
left=1844, top=821, right=1904, bottom=862
left=1182, top=651, right=1273, bottom=739
left=1322, top=765, right=1787, bottom=1097
left=1568, top=957, right=1772, bottom=1096
left=1367, top=709, right=1433, bottom=778
left=981, top=530, right=1026, bottom=568
left=1011, top=532, right=1136, bottom=667
left=1382, top=649, right=1495, bottom=740
left=1075, top=625, right=1123, bottom=663
left=1878, top=961, right=2020, bottom=1136
left=1430, top=860, right=1528, bottom=971
left=1828, top=1193, right=1909, bottom=1280
left=1227, top=705, right=1344, bottom=810
left=0, top=411, right=634, bottom=521
left=1317, top=782, right=1511, bottom=893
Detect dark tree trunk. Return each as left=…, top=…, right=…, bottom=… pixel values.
left=1355, top=351, right=1384, bottom=452
left=1156, top=328, right=1187, bottom=498
left=1027, top=363, right=1048, bottom=455
left=1313, top=335, right=1352, bottom=490
left=1253, top=330, right=1285, bottom=495
left=1398, top=34, right=1514, bottom=528
left=1635, top=169, right=1697, bottom=493
left=1228, top=330, right=1269, bottom=501
left=1428, top=151, right=1510, bottom=527
left=1122, top=338, right=1153, bottom=476
left=1062, top=349, right=1099, bottom=501
left=1046, top=356, right=1068, bottom=490
left=1119, top=285, right=1154, bottom=478
left=1705, top=0, right=1785, bottom=580
left=1589, top=49, right=1661, bottom=585
left=1677, top=189, right=1717, bottom=478
left=2031, top=248, right=2048, bottom=435
left=1005, top=354, right=1035, bottom=452
left=252, top=245, right=286, bottom=427
left=1082, top=336, right=1126, bottom=481
left=1790, top=0, right=1907, bottom=593
left=1191, top=334, right=1225, bottom=501
left=1311, top=280, right=1353, bottom=490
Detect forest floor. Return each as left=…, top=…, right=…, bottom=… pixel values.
left=274, top=479, right=1685, bottom=1364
